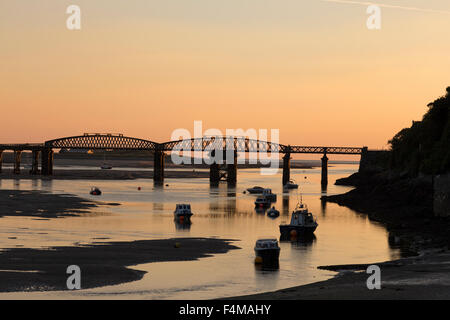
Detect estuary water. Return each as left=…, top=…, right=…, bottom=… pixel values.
left=0, top=164, right=401, bottom=299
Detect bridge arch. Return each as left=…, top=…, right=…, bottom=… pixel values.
left=161, top=136, right=285, bottom=153
left=44, top=133, right=159, bottom=150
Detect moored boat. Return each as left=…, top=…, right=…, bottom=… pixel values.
left=279, top=203, right=318, bottom=235
left=174, top=204, right=194, bottom=220
left=101, top=163, right=112, bottom=169
left=255, top=196, right=271, bottom=207
left=283, top=179, right=299, bottom=190
left=247, top=186, right=264, bottom=194
left=254, top=239, right=280, bottom=262
left=267, top=206, right=280, bottom=218
left=90, top=187, right=102, bottom=196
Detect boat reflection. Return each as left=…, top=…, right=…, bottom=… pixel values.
left=254, top=207, right=267, bottom=214
left=254, top=260, right=279, bottom=271
left=280, top=233, right=316, bottom=246
left=174, top=218, right=192, bottom=231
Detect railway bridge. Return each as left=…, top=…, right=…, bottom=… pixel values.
left=0, top=133, right=366, bottom=186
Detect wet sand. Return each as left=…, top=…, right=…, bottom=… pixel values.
left=0, top=189, right=119, bottom=218
left=230, top=251, right=450, bottom=299
left=0, top=238, right=239, bottom=292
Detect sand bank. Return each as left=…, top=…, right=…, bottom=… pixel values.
left=0, top=189, right=118, bottom=218
left=0, top=238, right=238, bottom=292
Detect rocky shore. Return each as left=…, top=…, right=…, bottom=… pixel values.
left=323, top=171, right=450, bottom=253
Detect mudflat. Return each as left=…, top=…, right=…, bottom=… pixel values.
left=0, top=189, right=118, bottom=218
left=0, top=238, right=239, bottom=292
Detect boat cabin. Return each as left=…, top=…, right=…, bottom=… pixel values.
left=175, top=204, right=192, bottom=212
left=290, top=206, right=316, bottom=226
left=255, top=239, right=279, bottom=249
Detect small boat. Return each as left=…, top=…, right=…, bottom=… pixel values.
left=101, top=163, right=112, bottom=170
left=267, top=206, right=280, bottom=218
left=279, top=202, right=318, bottom=235
left=262, top=189, right=277, bottom=202
left=255, top=196, right=271, bottom=207
left=247, top=186, right=264, bottom=194
left=174, top=204, right=194, bottom=220
left=90, top=187, right=102, bottom=196
left=283, top=179, right=299, bottom=190
left=254, top=239, right=280, bottom=262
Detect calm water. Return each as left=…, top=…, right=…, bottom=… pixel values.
left=0, top=164, right=401, bottom=299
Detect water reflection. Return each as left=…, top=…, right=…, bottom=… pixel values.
left=320, top=198, right=327, bottom=216
left=282, top=195, right=290, bottom=215
left=41, top=179, right=53, bottom=191
left=174, top=219, right=192, bottom=231
left=284, top=234, right=317, bottom=247
left=209, top=185, right=237, bottom=215
left=254, top=260, right=280, bottom=271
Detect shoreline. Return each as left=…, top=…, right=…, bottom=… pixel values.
left=230, top=249, right=450, bottom=299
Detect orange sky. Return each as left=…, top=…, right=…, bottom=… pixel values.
left=1, top=1, right=449, bottom=149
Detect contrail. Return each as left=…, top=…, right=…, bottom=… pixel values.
left=320, top=0, right=450, bottom=14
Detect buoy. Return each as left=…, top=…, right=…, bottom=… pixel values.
left=254, top=256, right=263, bottom=264
left=174, top=242, right=181, bottom=248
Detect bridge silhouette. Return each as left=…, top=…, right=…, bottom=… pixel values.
left=0, top=133, right=367, bottom=186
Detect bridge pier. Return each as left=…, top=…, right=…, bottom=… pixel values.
left=14, top=150, right=22, bottom=174
left=321, top=151, right=328, bottom=186
left=0, top=150, right=3, bottom=174
left=282, top=149, right=291, bottom=186
left=227, top=154, right=237, bottom=187
left=41, top=148, right=53, bottom=175
left=154, top=149, right=165, bottom=184
left=31, top=150, right=40, bottom=174
left=210, top=163, right=220, bottom=186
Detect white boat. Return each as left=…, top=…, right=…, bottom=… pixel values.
left=174, top=204, right=193, bottom=220
left=267, top=206, right=280, bottom=218
left=283, top=179, right=299, bottom=190
left=262, top=189, right=277, bottom=202
left=255, top=196, right=271, bottom=207
left=254, top=239, right=280, bottom=261
left=279, top=202, right=318, bottom=235
left=247, top=186, right=264, bottom=194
